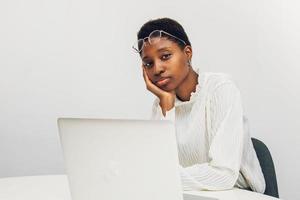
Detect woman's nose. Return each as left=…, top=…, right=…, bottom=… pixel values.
left=153, top=61, right=165, bottom=75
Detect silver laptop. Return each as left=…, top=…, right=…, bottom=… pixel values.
left=57, top=118, right=217, bottom=200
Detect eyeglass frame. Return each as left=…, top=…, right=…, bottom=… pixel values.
left=132, top=29, right=187, bottom=53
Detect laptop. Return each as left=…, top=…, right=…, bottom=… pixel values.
left=57, top=118, right=217, bottom=200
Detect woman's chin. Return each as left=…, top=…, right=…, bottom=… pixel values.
left=159, top=84, right=176, bottom=92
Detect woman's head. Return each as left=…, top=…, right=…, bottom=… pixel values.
left=135, top=17, right=193, bottom=92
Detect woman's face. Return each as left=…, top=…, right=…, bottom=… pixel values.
left=140, top=37, right=192, bottom=92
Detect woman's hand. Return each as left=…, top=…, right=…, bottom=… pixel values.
left=142, top=67, right=175, bottom=116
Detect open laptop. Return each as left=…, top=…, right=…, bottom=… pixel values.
left=57, top=118, right=217, bottom=200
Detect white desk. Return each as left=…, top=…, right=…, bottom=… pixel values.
left=0, top=175, right=279, bottom=200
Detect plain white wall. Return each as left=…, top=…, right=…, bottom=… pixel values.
left=0, top=0, right=299, bottom=199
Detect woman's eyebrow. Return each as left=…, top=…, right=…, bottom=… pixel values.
left=142, top=56, right=149, bottom=60
left=156, top=47, right=171, bottom=52
left=142, top=47, right=172, bottom=60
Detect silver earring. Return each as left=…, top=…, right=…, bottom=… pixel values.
left=187, top=60, right=191, bottom=66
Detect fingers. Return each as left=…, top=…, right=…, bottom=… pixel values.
left=141, top=66, right=148, bottom=80
left=142, top=68, right=151, bottom=84
left=142, top=67, right=163, bottom=98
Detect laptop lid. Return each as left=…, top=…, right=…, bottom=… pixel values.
left=57, top=118, right=183, bottom=200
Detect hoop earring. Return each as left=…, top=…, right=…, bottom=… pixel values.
left=187, top=60, right=192, bottom=67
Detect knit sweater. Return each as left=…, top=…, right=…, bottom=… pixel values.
left=150, top=68, right=266, bottom=193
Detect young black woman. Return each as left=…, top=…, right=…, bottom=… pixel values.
left=133, top=17, right=265, bottom=193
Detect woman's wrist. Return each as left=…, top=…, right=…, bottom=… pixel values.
left=159, top=96, right=175, bottom=116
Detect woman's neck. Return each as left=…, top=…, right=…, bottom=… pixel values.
left=175, top=68, right=199, bottom=102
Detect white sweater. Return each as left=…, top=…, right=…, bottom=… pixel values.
left=150, top=68, right=266, bottom=193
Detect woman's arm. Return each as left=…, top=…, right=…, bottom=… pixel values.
left=151, top=98, right=175, bottom=123
left=180, top=82, right=245, bottom=191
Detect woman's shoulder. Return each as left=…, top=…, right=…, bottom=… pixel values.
left=201, top=71, right=236, bottom=92
left=202, top=71, right=233, bottom=83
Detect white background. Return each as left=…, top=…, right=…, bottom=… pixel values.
left=0, top=0, right=299, bottom=199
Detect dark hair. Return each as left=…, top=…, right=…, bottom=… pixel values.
left=136, top=17, right=191, bottom=54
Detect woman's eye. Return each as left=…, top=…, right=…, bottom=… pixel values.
left=143, top=62, right=153, bottom=68
left=162, top=54, right=171, bottom=60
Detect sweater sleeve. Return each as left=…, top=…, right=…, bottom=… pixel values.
left=150, top=98, right=175, bottom=123
left=180, top=81, right=245, bottom=191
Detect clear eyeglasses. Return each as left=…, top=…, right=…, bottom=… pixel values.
left=132, top=30, right=187, bottom=53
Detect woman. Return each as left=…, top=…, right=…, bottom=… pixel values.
left=133, top=17, right=265, bottom=193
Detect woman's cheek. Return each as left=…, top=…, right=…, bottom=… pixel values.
left=149, top=76, right=155, bottom=84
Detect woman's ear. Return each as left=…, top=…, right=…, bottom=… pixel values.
left=184, top=45, right=193, bottom=61
left=183, top=45, right=193, bottom=66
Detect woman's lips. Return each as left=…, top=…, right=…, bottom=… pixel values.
left=156, top=78, right=171, bottom=86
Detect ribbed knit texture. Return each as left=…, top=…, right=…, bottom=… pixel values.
left=150, top=68, right=266, bottom=193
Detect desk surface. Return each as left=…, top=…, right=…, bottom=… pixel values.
left=0, top=175, right=279, bottom=200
